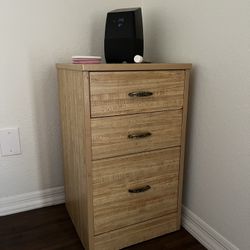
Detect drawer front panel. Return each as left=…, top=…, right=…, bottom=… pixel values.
left=90, top=71, right=185, bottom=117
left=91, top=110, right=182, bottom=160
left=93, top=148, right=180, bottom=235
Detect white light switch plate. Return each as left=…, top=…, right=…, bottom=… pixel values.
left=0, top=128, right=21, bottom=156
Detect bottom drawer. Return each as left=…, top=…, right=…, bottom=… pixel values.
left=94, top=212, right=179, bottom=250
left=93, top=147, right=180, bottom=235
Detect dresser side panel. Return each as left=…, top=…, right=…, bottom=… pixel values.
left=57, top=69, right=93, bottom=249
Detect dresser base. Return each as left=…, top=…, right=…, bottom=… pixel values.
left=94, top=212, right=179, bottom=250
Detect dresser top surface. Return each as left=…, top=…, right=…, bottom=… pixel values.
left=56, top=63, right=192, bottom=72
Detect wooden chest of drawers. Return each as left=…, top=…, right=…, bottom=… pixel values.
left=57, top=63, right=191, bottom=250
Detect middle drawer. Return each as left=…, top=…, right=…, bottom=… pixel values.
left=91, top=110, right=182, bottom=160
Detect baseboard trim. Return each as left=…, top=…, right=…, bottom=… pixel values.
left=182, top=206, right=239, bottom=250
left=0, top=186, right=65, bottom=216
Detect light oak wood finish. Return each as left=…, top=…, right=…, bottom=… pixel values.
left=90, top=71, right=185, bottom=117
left=57, top=63, right=191, bottom=250
left=93, top=147, right=180, bottom=235
left=91, top=110, right=182, bottom=160
left=57, top=70, right=94, bottom=249
left=56, top=63, right=192, bottom=71
left=94, top=213, right=178, bottom=250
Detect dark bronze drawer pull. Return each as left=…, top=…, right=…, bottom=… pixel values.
left=128, top=185, right=151, bottom=193
left=128, top=91, right=153, bottom=97
left=128, top=132, right=152, bottom=139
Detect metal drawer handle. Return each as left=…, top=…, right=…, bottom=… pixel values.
left=128, top=185, right=151, bottom=193
left=128, top=91, right=153, bottom=97
left=128, top=132, right=152, bottom=139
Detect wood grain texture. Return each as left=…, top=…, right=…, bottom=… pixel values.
left=56, top=63, right=192, bottom=71
left=57, top=69, right=94, bottom=249
left=177, top=70, right=191, bottom=228
left=91, top=110, right=183, bottom=160
left=94, top=213, right=179, bottom=250
left=93, top=147, right=180, bottom=235
left=90, top=71, right=185, bottom=117
left=57, top=63, right=191, bottom=250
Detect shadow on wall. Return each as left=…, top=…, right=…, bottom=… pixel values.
left=89, top=12, right=106, bottom=60
left=143, top=10, right=170, bottom=63
left=29, top=52, right=64, bottom=190
left=182, top=65, right=198, bottom=206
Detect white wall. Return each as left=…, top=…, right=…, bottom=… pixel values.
left=143, top=1, right=250, bottom=249
left=0, top=0, right=141, bottom=197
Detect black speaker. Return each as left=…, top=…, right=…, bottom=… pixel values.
left=104, top=8, right=143, bottom=63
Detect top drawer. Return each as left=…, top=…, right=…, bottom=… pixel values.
left=90, top=71, right=185, bottom=117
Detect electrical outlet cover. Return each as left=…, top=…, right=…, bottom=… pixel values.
left=0, top=128, right=21, bottom=156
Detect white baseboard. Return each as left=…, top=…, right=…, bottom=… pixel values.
left=0, top=186, right=65, bottom=216
left=182, top=206, right=239, bottom=250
